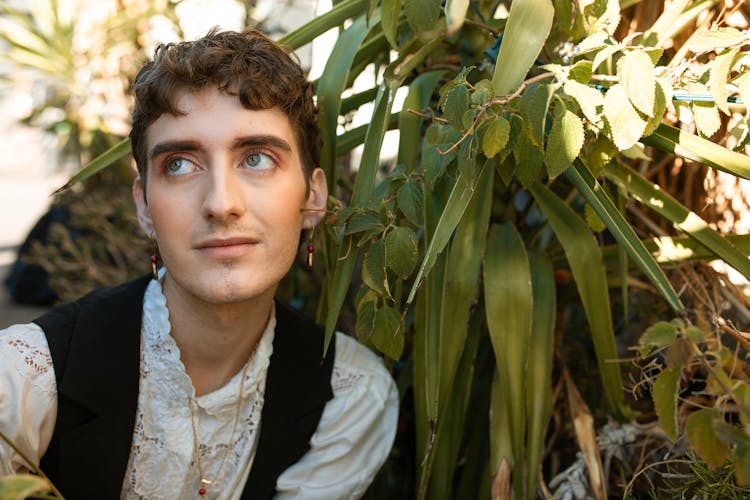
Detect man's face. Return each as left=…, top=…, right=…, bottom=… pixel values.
left=133, top=87, right=327, bottom=306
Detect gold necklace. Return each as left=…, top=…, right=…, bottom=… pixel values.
left=189, top=358, right=251, bottom=497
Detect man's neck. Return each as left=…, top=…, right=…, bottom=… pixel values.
left=161, top=277, right=275, bottom=396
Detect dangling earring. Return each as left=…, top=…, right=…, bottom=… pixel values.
left=306, top=227, right=315, bottom=269
left=151, top=240, right=159, bottom=280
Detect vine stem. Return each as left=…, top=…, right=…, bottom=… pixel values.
left=0, top=429, right=65, bottom=498
left=438, top=71, right=556, bottom=156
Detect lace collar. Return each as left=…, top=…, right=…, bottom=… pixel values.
left=140, top=269, right=275, bottom=415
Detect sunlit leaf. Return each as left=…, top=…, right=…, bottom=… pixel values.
left=643, top=80, right=668, bottom=137
left=691, top=100, right=721, bottom=138
left=0, top=474, right=52, bottom=500
left=492, top=0, right=554, bottom=95
left=643, top=124, right=750, bottom=180
left=563, top=79, right=604, bottom=125
left=569, top=60, right=593, bottom=84
left=686, top=27, right=744, bottom=53
left=620, top=49, right=655, bottom=118
left=592, top=42, right=620, bottom=72
left=482, top=115, right=510, bottom=159
left=605, top=161, right=750, bottom=283
left=603, top=83, right=647, bottom=151
left=545, top=103, right=584, bottom=178
left=709, top=48, right=738, bottom=115
left=445, top=0, right=470, bottom=35
left=279, top=0, right=368, bottom=49
left=737, top=73, right=750, bottom=114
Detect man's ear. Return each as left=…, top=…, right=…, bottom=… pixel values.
left=132, top=176, right=155, bottom=237
left=302, top=168, right=328, bottom=229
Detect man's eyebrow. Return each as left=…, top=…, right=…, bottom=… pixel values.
left=148, top=136, right=293, bottom=161
left=231, top=135, right=293, bottom=153
left=149, top=141, right=201, bottom=161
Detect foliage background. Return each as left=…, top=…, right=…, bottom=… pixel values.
left=3, top=0, right=750, bottom=499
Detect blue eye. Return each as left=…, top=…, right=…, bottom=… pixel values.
left=165, top=157, right=197, bottom=175
left=243, top=152, right=274, bottom=170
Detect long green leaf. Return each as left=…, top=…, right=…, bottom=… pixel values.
left=56, top=138, right=131, bottom=192
left=484, top=222, right=533, bottom=499
left=605, top=161, right=750, bottom=281
left=530, top=181, right=627, bottom=417
left=568, top=234, right=750, bottom=270
left=316, top=15, right=374, bottom=192
left=278, top=0, right=368, bottom=49
left=643, top=123, right=750, bottom=180
left=438, top=160, right=494, bottom=407
left=426, top=301, right=484, bottom=499
left=492, top=0, right=554, bottom=95
left=398, top=71, right=445, bottom=173
left=406, top=160, right=488, bottom=304
left=418, top=160, right=494, bottom=496
left=324, top=83, right=395, bottom=351
left=415, top=250, right=447, bottom=500
left=566, top=159, right=685, bottom=313
left=526, top=251, right=556, bottom=500
left=489, top=368, right=513, bottom=495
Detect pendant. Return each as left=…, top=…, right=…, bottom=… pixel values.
left=199, top=478, right=213, bottom=496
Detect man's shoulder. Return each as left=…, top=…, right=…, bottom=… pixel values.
left=330, top=332, right=395, bottom=396
left=33, top=274, right=152, bottom=331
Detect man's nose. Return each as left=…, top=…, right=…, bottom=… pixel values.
left=201, top=165, right=246, bottom=222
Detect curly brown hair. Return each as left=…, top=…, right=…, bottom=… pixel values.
left=129, top=27, right=320, bottom=194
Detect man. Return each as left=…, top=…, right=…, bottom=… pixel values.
left=0, top=28, right=398, bottom=499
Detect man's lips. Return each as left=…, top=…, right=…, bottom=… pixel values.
left=195, top=237, right=259, bottom=258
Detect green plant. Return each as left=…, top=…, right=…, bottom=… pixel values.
left=42, top=0, right=750, bottom=497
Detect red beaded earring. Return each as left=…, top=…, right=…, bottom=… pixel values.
left=306, top=226, right=316, bottom=269
left=151, top=241, right=159, bottom=280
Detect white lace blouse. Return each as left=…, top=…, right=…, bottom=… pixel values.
left=0, top=276, right=399, bottom=499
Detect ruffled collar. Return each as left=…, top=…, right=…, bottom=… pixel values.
left=141, top=269, right=275, bottom=415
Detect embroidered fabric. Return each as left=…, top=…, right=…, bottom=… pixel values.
left=3, top=333, right=52, bottom=375
left=120, top=276, right=274, bottom=500
left=0, top=325, right=57, bottom=474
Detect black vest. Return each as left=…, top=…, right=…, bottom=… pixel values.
left=34, top=275, right=335, bottom=499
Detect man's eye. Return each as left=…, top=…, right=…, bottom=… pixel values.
left=165, top=157, right=196, bottom=175
left=243, top=152, right=274, bottom=170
